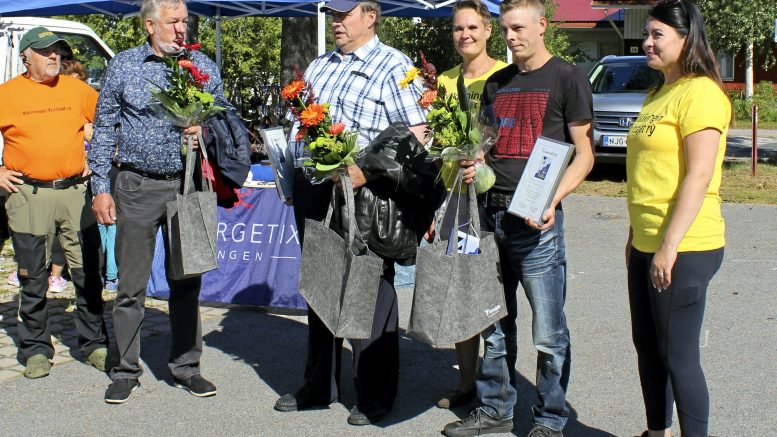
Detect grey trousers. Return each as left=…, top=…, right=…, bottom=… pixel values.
left=110, top=169, right=203, bottom=381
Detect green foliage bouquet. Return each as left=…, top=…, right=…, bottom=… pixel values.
left=400, top=52, right=495, bottom=193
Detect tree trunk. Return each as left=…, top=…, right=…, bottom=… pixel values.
left=186, top=15, right=200, bottom=43
left=745, top=40, right=754, bottom=99
left=280, top=17, right=318, bottom=84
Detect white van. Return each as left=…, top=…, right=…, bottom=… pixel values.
left=0, top=16, right=114, bottom=88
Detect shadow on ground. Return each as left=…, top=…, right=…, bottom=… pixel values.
left=1, top=296, right=175, bottom=385
left=202, top=302, right=461, bottom=427
left=202, top=294, right=614, bottom=435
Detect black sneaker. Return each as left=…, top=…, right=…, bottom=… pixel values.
left=173, top=374, right=217, bottom=397
left=347, top=405, right=388, bottom=426
left=527, top=424, right=563, bottom=437
left=443, top=407, right=513, bottom=437
left=273, top=393, right=332, bottom=412
left=105, top=379, right=140, bottom=404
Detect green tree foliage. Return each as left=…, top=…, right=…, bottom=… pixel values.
left=198, top=17, right=281, bottom=117
left=65, top=14, right=281, bottom=118
left=61, top=15, right=147, bottom=53
left=697, top=0, right=777, bottom=71
left=377, top=1, right=572, bottom=72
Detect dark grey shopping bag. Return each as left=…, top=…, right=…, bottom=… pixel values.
left=166, top=134, right=219, bottom=280
left=297, top=174, right=383, bottom=339
left=408, top=169, right=506, bottom=347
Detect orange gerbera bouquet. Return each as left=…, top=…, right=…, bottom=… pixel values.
left=281, top=69, right=358, bottom=181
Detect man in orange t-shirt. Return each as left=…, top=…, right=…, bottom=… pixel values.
left=0, top=27, right=108, bottom=379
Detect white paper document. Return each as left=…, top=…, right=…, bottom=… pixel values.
left=507, top=136, right=574, bottom=224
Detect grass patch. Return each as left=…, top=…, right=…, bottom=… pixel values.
left=733, top=119, right=777, bottom=130
left=578, top=162, right=777, bottom=205
left=719, top=162, right=777, bottom=204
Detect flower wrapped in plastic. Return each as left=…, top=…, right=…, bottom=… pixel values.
left=146, top=41, right=226, bottom=153
left=399, top=51, right=495, bottom=193
left=282, top=69, right=358, bottom=183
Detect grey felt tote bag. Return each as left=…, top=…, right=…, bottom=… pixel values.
left=297, top=174, right=383, bottom=339
left=408, top=170, right=506, bottom=347
left=166, top=134, right=219, bottom=280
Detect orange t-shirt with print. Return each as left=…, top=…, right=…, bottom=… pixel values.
left=0, top=74, right=97, bottom=180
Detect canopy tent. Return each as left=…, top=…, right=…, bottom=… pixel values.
left=0, top=0, right=502, bottom=65
left=0, top=0, right=499, bottom=18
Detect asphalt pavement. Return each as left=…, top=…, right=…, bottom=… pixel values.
left=0, top=194, right=774, bottom=436
left=725, top=128, right=777, bottom=162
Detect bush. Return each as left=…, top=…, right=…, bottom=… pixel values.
left=733, top=81, right=777, bottom=123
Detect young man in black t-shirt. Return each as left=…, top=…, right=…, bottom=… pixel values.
left=442, top=1, right=594, bottom=436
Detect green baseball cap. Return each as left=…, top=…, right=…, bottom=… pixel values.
left=19, top=26, right=69, bottom=52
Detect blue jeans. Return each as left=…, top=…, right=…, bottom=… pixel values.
left=476, top=321, right=518, bottom=419
left=480, top=206, right=571, bottom=431
left=98, top=223, right=118, bottom=281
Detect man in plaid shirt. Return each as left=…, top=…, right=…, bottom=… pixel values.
left=275, top=0, right=429, bottom=427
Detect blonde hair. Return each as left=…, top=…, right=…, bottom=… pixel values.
left=499, top=0, right=545, bottom=20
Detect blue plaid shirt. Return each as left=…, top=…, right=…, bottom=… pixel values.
left=289, top=36, right=426, bottom=160
left=88, top=42, right=228, bottom=195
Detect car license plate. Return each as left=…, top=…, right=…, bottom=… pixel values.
left=602, top=135, right=626, bottom=147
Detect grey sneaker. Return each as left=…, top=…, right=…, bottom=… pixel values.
left=527, top=424, right=563, bottom=437
left=443, top=407, right=513, bottom=437
left=23, top=354, right=51, bottom=379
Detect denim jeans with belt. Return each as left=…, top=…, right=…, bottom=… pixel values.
left=479, top=206, right=571, bottom=431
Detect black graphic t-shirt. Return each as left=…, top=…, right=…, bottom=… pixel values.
left=480, top=57, right=592, bottom=192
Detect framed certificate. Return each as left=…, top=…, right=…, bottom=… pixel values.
left=507, top=136, right=575, bottom=224
left=260, top=127, right=295, bottom=203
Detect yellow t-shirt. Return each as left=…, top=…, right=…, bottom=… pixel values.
left=0, top=74, right=97, bottom=180
left=626, top=76, right=730, bottom=253
left=437, top=60, right=508, bottom=114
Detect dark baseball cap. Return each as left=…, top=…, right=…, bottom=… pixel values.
left=19, top=26, right=69, bottom=52
left=320, top=0, right=360, bottom=13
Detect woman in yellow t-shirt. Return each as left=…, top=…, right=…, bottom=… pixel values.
left=433, top=0, right=506, bottom=411
left=625, top=1, right=730, bottom=436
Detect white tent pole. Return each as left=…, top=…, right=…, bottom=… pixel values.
left=317, top=2, right=326, bottom=55
left=215, top=7, right=222, bottom=70
left=506, top=47, right=512, bottom=64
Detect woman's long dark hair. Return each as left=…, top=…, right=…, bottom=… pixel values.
left=649, top=0, right=724, bottom=91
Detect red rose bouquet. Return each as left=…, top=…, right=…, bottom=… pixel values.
left=147, top=40, right=226, bottom=137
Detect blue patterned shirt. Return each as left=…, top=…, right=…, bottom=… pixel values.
left=88, top=41, right=228, bottom=195
left=288, top=36, right=427, bottom=160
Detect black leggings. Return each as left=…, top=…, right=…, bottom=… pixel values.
left=628, top=247, right=723, bottom=437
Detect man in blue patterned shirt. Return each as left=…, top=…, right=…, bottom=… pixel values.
left=89, top=0, right=228, bottom=404
left=274, top=0, right=429, bottom=427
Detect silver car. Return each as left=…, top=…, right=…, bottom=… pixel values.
left=588, top=56, right=662, bottom=163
